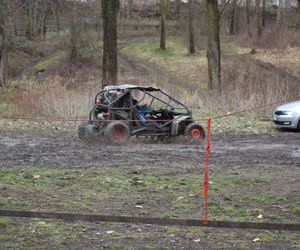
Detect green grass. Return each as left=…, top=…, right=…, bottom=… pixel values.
left=293, top=207, right=300, bottom=216
left=166, top=226, right=179, bottom=235
left=34, top=51, right=66, bottom=73
left=0, top=168, right=202, bottom=216
left=0, top=218, right=10, bottom=228
left=0, top=219, right=77, bottom=248
left=241, top=193, right=288, bottom=205
left=121, top=38, right=249, bottom=92
left=122, top=39, right=208, bottom=90
left=0, top=169, right=297, bottom=224
left=1, top=168, right=299, bottom=248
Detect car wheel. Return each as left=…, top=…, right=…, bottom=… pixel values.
left=297, top=120, right=300, bottom=132
left=105, top=122, right=130, bottom=145
left=184, top=123, right=205, bottom=141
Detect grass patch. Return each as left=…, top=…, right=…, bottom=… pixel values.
left=0, top=219, right=77, bottom=248
left=0, top=169, right=296, bottom=224
left=253, top=47, right=300, bottom=78
left=241, top=193, right=288, bottom=205
left=0, top=218, right=10, bottom=228
left=293, top=207, right=300, bottom=216
left=0, top=168, right=202, bottom=217
left=166, top=226, right=179, bottom=235
left=121, top=38, right=249, bottom=93
left=122, top=39, right=208, bottom=90
left=34, top=51, right=66, bottom=73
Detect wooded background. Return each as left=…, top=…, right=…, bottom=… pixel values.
left=0, top=0, right=299, bottom=115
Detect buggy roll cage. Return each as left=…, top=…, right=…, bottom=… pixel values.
left=89, top=86, right=191, bottom=123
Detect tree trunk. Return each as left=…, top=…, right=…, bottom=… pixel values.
left=277, top=0, right=285, bottom=45
left=246, top=0, right=251, bottom=37
left=0, top=48, right=7, bottom=87
left=25, top=1, right=32, bottom=39
left=52, top=0, right=61, bottom=34
left=128, top=0, right=133, bottom=18
left=229, top=0, right=238, bottom=35
left=255, top=0, right=262, bottom=40
left=176, top=0, right=181, bottom=18
left=69, top=2, right=78, bottom=60
left=206, top=0, right=221, bottom=92
left=0, top=1, right=6, bottom=87
left=160, top=6, right=167, bottom=50
left=188, top=0, right=195, bottom=54
left=262, top=0, right=266, bottom=27
left=42, top=15, right=47, bottom=39
left=297, top=0, right=300, bottom=27
left=277, top=0, right=284, bottom=28
left=102, top=0, right=119, bottom=87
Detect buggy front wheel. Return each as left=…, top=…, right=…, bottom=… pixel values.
left=184, top=123, right=205, bottom=141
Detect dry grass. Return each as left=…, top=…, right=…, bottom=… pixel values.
left=253, top=47, right=300, bottom=78
left=1, top=36, right=300, bottom=121
left=121, top=38, right=300, bottom=114
left=1, top=77, right=98, bottom=118
left=121, top=39, right=208, bottom=90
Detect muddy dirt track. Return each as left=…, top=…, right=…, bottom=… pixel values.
left=1, top=130, right=299, bottom=172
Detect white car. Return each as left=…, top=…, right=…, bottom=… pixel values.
left=272, top=100, right=300, bottom=131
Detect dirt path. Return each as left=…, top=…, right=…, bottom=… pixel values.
left=1, top=130, right=299, bottom=172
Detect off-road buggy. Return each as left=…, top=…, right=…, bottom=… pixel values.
left=78, top=84, right=205, bottom=144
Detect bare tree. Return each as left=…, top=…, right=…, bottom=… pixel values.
left=128, top=0, right=134, bottom=18
left=176, top=0, right=181, bottom=18
left=51, top=0, right=62, bottom=34
left=229, top=0, right=239, bottom=34
left=0, top=0, right=10, bottom=87
left=246, top=0, right=252, bottom=37
left=188, top=0, right=196, bottom=54
left=277, top=0, right=285, bottom=29
left=25, top=0, right=49, bottom=39
left=157, top=0, right=169, bottom=50
left=102, top=0, right=120, bottom=87
left=206, top=0, right=221, bottom=92
left=69, top=1, right=79, bottom=60
left=262, top=0, right=266, bottom=27
left=277, top=0, right=286, bottom=45
left=0, top=1, right=6, bottom=87
left=298, top=0, right=300, bottom=26
left=255, top=0, right=263, bottom=39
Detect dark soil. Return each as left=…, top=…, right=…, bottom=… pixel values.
left=1, top=130, right=299, bottom=171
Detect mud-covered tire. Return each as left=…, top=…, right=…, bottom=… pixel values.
left=104, top=122, right=130, bottom=145
left=184, top=123, right=205, bottom=141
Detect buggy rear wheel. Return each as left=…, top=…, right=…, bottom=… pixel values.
left=105, top=122, right=129, bottom=145
left=184, top=123, right=205, bottom=141
left=78, top=122, right=98, bottom=141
